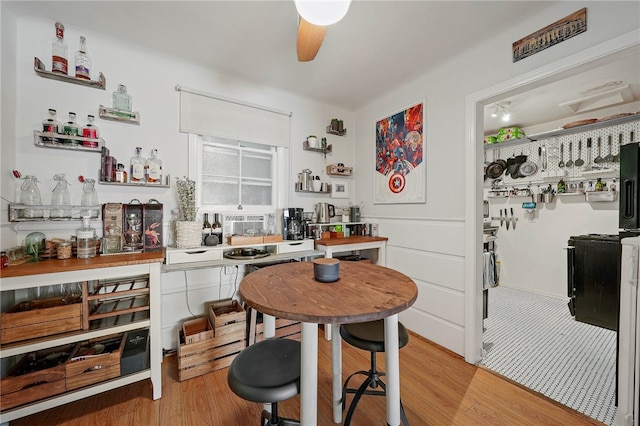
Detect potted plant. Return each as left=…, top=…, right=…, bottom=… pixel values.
left=307, top=135, right=318, bottom=148
left=331, top=119, right=340, bottom=131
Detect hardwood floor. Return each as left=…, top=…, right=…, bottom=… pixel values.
left=10, top=332, right=604, bottom=425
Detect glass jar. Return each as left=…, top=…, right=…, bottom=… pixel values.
left=1, top=251, right=8, bottom=268
left=25, top=231, right=46, bottom=262
left=20, top=175, right=43, bottom=218
left=51, top=174, right=71, bottom=218
left=56, top=241, right=72, bottom=259
left=76, top=217, right=97, bottom=258
left=81, top=178, right=99, bottom=218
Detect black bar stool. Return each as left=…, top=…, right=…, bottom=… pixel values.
left=340, top=319, right=410, bottom=425
left=227, top=338, right=301, bottom=426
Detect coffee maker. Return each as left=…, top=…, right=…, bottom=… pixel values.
left=283, top=208, right=304, bottom=240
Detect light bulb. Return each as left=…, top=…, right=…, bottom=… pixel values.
left=502, top=112, right=511, bottom=122
left=295, top=0, right=352, bottom=26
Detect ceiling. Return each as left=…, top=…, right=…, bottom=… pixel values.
left=4, top=1, right=639, bottom=131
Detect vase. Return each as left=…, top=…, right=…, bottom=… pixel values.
left=175, top=221, right=202, bottom=249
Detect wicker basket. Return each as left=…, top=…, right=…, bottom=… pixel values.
left=175, top=221, right=202, bottom=249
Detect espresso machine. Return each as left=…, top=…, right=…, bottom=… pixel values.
left=283, top=208, right=304, bottom=240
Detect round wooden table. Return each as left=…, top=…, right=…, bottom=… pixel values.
left=239, top=261, right=418, bottom=425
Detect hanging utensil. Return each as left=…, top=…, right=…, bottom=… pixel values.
left=511, top=208, right=516, bottom=230
left=558, top=143, right=565, bottom=168
left=594, top=137, right=604, bottom=164
left=584, top=138, right=592, bottom=171
left=574, top=140, right=584, bottom=167
left=505, top=209, right=510, bottom=230
left=604, top=135, right=614, bottom=162
left=499, top=209, right=504, bottom=227
left=613, top=133, right=623, bottom=162
left=566, top=141, right=573, bottom=167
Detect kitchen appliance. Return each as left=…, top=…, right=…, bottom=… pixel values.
left=349, top=206, right=360, bottom=222
left=620, top=141, right=640, bottom=231
left=315, top=203, right=335, bottom=224
left=222, top=213, right=267, bottom=239
left=618, top=235, right=640, bottom=426
left=282, top=208, right=304, bottom=240
left=566, top=234, right=620, bottom=331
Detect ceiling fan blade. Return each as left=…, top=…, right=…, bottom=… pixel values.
left=297, top=17, right=326, bottom=62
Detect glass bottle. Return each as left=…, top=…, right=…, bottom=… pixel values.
left=595, top=178, right=604, bottom=192
left=115, top=163, right=128, bottom=183
left=113, top=84, right=132, bottom=111
left=52, top=22, right=68, bottom=75
left=51, top=174, right=71, bottom=218
left=202, top=213, right=212, bottom=244
left=130, top=146, right=146, bottom=183
left=103, top=215, right=123, bottom=254
left=81, top=178, right=99, bottom=218
left=42, top=108, right=61, bottom=143
left=212, top=213, right=223, bottom=244
left=74, top=36, right=91, bottom=80
left=63, top=112, right=80, bottom=143
left=20, top=175, right=43, bottom=218
left=82, top=114, right=98, bottom=147
left=76, top=216, right=97, bottom=258
left=146, top=148, right=162, bottom=184
left=557, top=179, right=566, bottom=194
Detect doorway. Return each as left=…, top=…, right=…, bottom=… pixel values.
left=464, top=30, right=640, bottom=423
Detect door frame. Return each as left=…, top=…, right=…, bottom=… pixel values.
left=464, top=29, right=640, bottom=364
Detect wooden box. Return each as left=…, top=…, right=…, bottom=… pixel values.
left=182, top=316, right=214, bottom=344
left=226, top=235, right=263, bottom=246
left=262, top=235, right=283, bottom=243
left=207, top=299, right=246, bottom=331
left=66, top=334, right=125, bottom=391
left=1, top=298, right=82, bottom=344
left=142, top=201, right=163, bottom=252
left=255, top=318, right=302, bottom=343
left=0, top=344, right=73, bottom=411
left=177, top=324, right=246, bottom=382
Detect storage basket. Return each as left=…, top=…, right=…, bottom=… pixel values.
left=175, top=221, right=202, bottom=249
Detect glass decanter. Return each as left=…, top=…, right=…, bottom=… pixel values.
left=50, top=174, right=71, bottom=218
left=80, top=178, right=99, bottom=218
left=20, top=175, right=43, bottom=218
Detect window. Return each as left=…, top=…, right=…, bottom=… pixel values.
left=191, top=135, right=282, bottom=212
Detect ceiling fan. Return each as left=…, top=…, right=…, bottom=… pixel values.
left=295, top=0, right=351, bottom=62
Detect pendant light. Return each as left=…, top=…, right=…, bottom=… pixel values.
left=294, top=0, right=352, bottom=26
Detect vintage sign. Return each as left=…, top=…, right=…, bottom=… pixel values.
left=513, top=8, right=587, bottom=63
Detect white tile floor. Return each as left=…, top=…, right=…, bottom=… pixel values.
left=480, top=286, right=617, bottom=425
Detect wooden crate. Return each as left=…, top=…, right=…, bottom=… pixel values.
left=1, top=298, right=82, bottom=344
left=182, top=316, right=214, bottom=344
left=207, top=299, right=246, bottom=332
left=0, top=344, right=73, bottom=411
left=65, top=333, right=125, bottom=391
left=177, top=324, right=246, bottom=382
left=255, top=318, right=302, bottom=343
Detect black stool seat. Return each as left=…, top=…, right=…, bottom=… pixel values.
left=228, top=338, right=301, bottom=426
left=340, top=320, right=409, bottom=353
left=340, top=319, right=410, bottom=426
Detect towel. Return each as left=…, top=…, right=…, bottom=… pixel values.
left=483, top=251, right=498, bottom=289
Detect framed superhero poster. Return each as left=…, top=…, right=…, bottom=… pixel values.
left=374, top=100, right=425, bottom=204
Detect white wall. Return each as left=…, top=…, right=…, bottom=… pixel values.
left=1, top=13, right=355, bottom=351
left=354, top=2, right=640, bottom=355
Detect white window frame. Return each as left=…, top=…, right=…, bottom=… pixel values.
left=188, top=134, right=288, bottom=215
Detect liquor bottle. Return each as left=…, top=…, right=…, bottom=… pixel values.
left=130, top=146, right=146, bottom=183
left=146, top=148, right=162, bottom=184
left=63, top=112, right=80, bottom=143
left=76, top=216, right=97, bottom=258
left=595, top=178, right=604, bottom=192
left=52, top=22, right=68, bottom=75
left=202, top=213, right=212, bottom=244
left=115, top=163, right=128, bottom=183
left=74, top=36, right=91, bottom=80
left=50, top=174, right=71, bottom=218
left=82, top=115, right=99, bottom=147
left=42, top=108, right=61, bottom=143
left=113, top=84, right=132, bottom=111
left=103, top=215, right=123, bottom=254
left=212, top=213, right=223, bottom=244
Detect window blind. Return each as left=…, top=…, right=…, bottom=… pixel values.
left=177, top=85, right=291, bottom=148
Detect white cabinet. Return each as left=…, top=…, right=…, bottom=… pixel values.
left=0, top=253, right=163, bottom=423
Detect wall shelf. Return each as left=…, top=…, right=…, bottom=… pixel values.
left=8, top=204, right=100, bottom=222
left=303, top=140, right=332, bottom=153
left=34, top=131, right=104, bottom=152
left=98, top=105, right=140, bottom=125
left=98, top=174, right=170, bottom=188
left=34, top=57, right=106, bottom=90
left=326, top=126, right=347, bottom=136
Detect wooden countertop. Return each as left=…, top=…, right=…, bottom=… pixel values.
left=314, top=236, right=388, bottom=246
left=239, top=260, right=416, bottom=324
left=0, top=251, right=165, bottom=279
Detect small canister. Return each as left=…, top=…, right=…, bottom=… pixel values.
left=1, top=251, right=8, bottom=268
left=56, top=241, right=72, bottom=260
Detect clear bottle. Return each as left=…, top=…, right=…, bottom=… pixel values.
left=212, top=213, right=223, bottom=244
left=63, top=112, right=80, bottom=143
left=82, top=114, right=98, bottom=147
left=130, top=146, right=146, bottom=183
left=76, top=216, right=97, bottom=258
left=20, top=175, right=43, bottom=218
left=146, top=148, right=162, bottom=184
left=51, top=174, right=71, bottom=218
left=113, top=84, right=132, bottom=111
left=74, top=36, right=91, bottom=80
left=52, top=22, right=68, bottom=75
left=103, top=215, right=123, bottom=254
left=202, top=213, right=212, bottom=244
left=81, top=178, right=99, bottom=218
left=42, top=108, right=62, bottom=143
